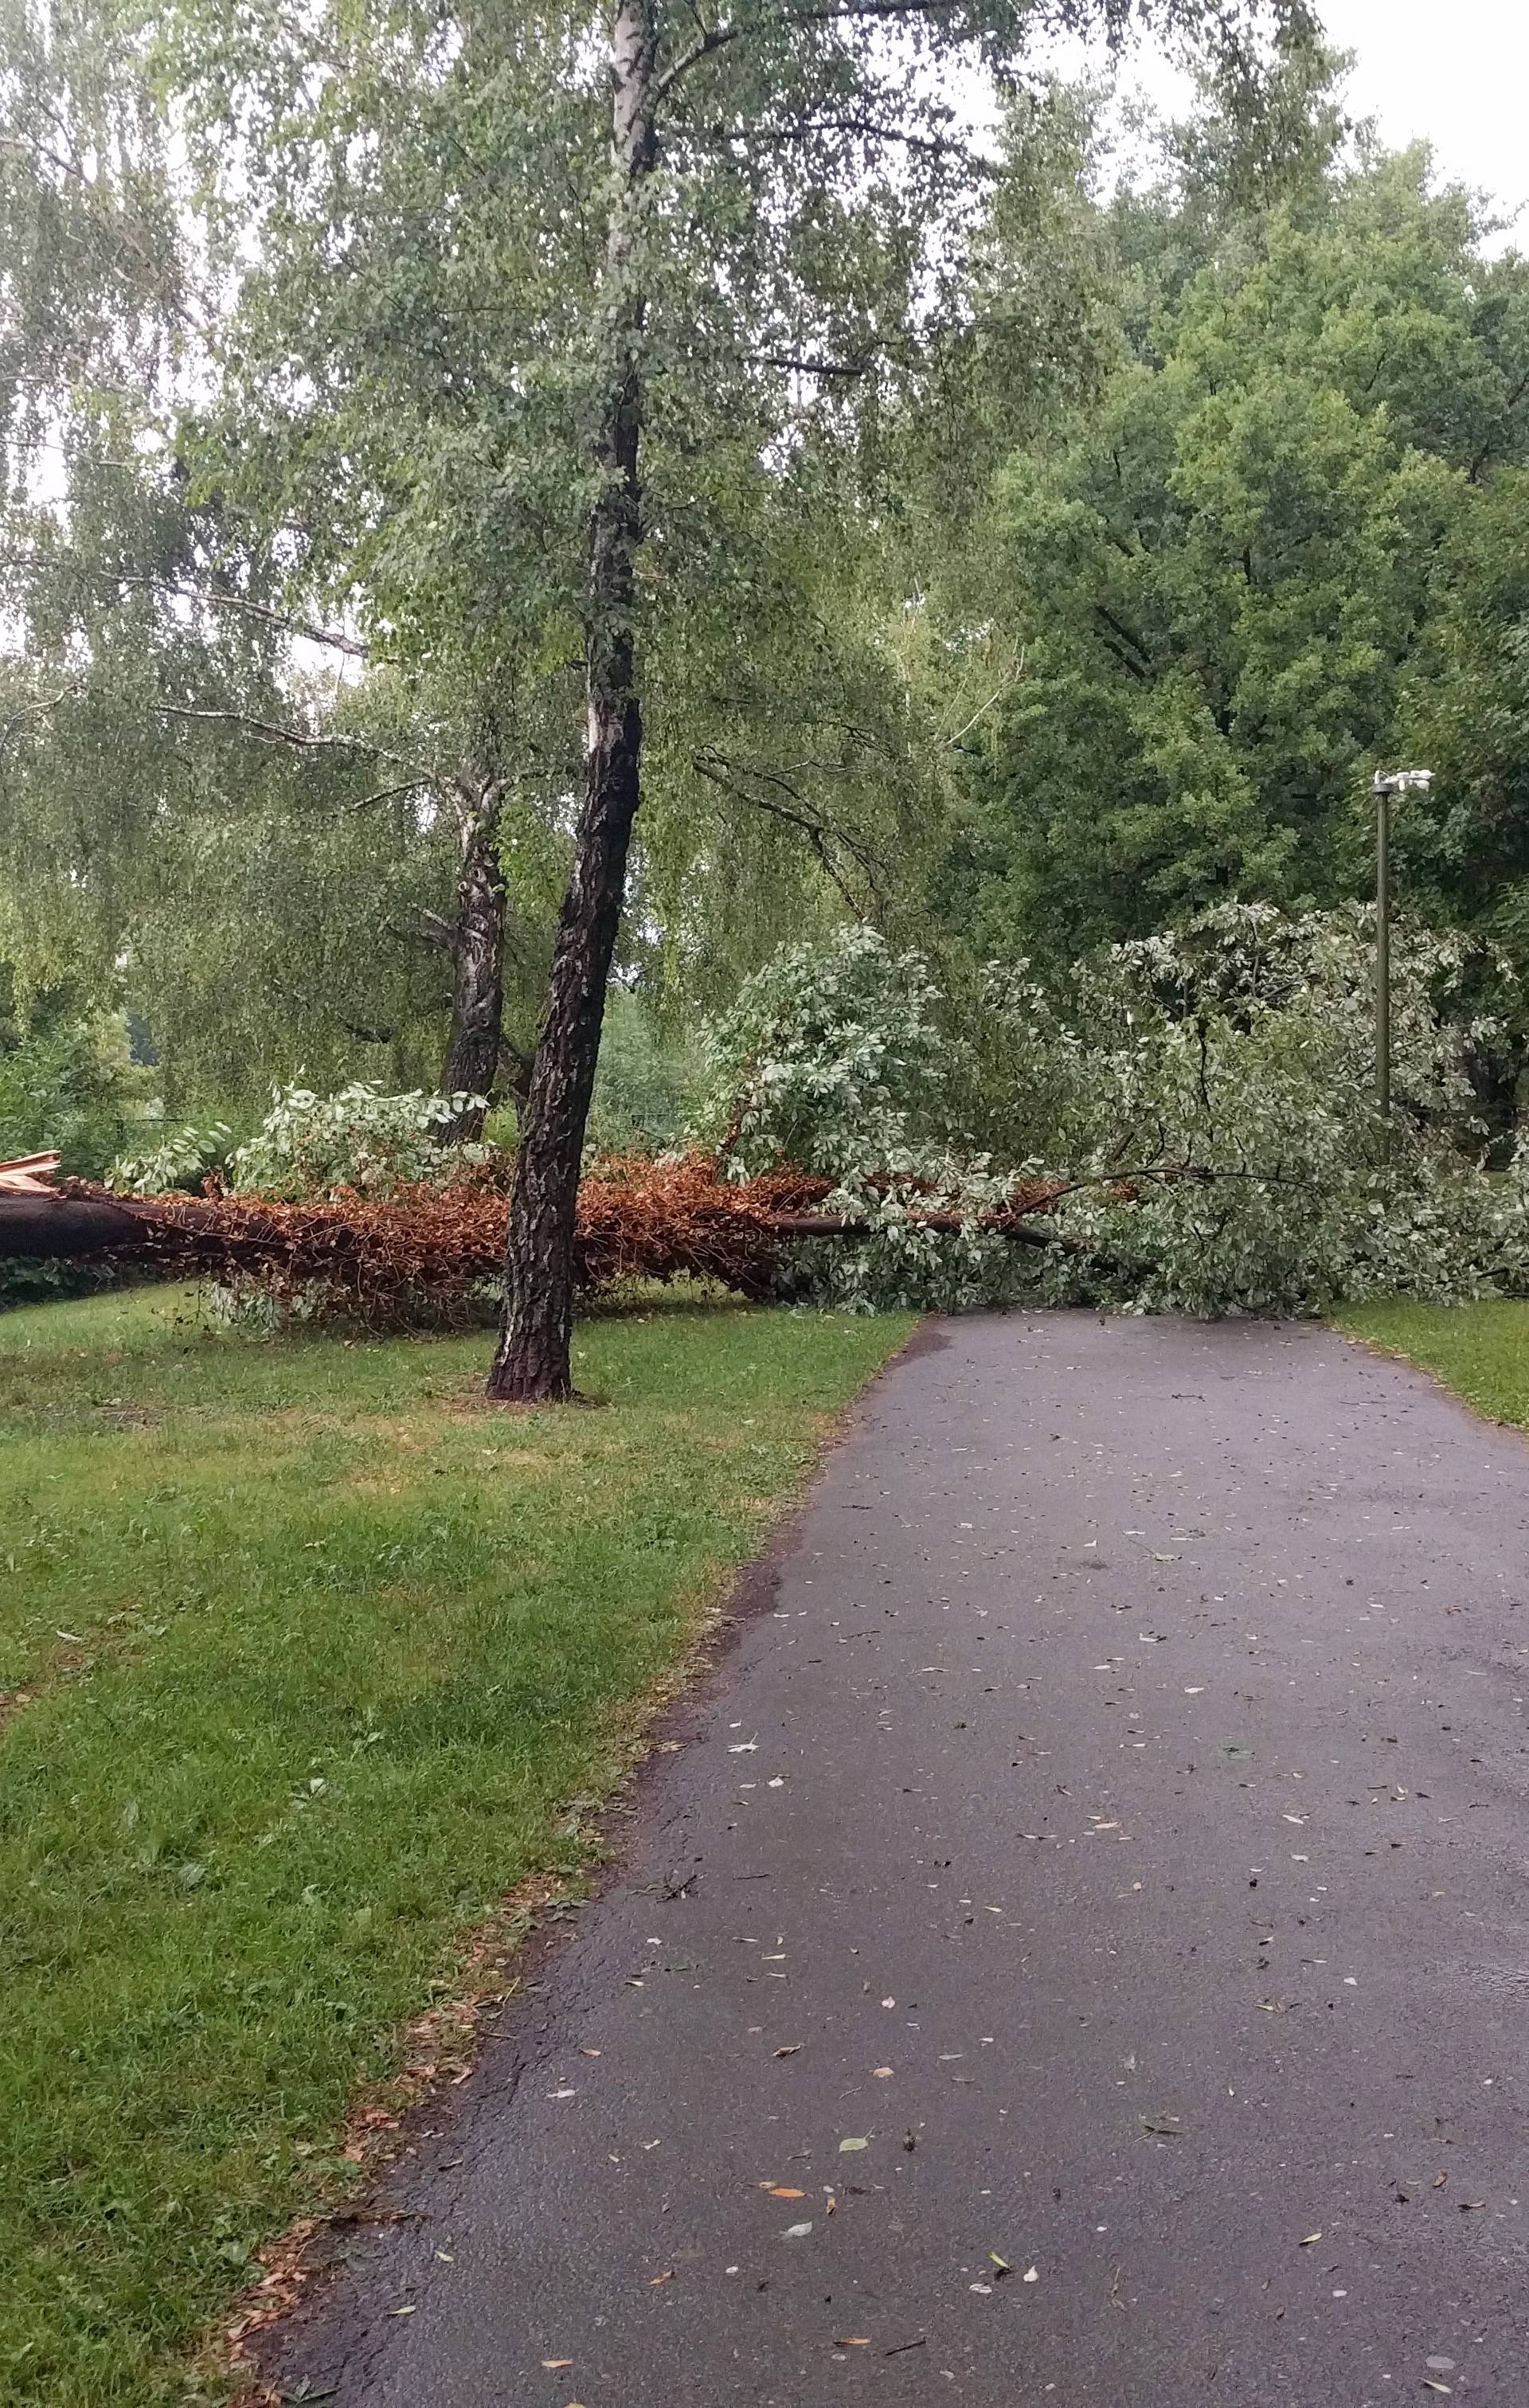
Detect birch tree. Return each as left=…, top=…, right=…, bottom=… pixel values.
left=6, top=0, right=1308, bottom=1395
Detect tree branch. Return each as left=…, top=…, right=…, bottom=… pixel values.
left=1093, top=602, right=1154, bottom=676
left=655, top=21, right=742, bottom=99
left=0, top=555, right=371, bottom=659
left=173, top=583, right=372, bottom=658
left=343, top=777, right=433, bottom=814
left=498, top=1035, right=534, bottom=1110
left=703, top=113, right=969, bottom=160
left=750, top=350, right=874, bottom=378
left=154, top=704, right=407, bottom=762
left=655, top=0, right=968, bottom=100
left=0, top=690, right=73, bottom=747
left=692, top=748, right=884, bottom=906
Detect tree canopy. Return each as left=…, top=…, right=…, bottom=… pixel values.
left=5, top=1, right=1529, bottom=1347
left=929, top=139, right=1529, bottom=973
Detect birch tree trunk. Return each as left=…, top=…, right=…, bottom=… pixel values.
left=487, top=0, right=655, bottom=1401
left=439, top=762, right=509, bottom=1143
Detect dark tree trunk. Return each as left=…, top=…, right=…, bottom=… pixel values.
left=487, top=0, right=655, bottom=1403
left=439, top=765, right=509, bottom=1144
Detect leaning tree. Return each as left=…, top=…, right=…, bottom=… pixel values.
left=8, top=0, right=1313, bottom=1396
left=478, top=0, right=1316, bottom=1397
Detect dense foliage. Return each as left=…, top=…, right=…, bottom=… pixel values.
left=221, top=1083, right=494, bottom=1202
left=3, top=16, right=1528, bottom=1324
left=931, top=146, right=1529, bottom=984
left=700, top=915, right=1529, bottom=1315
left=0, top=999, right=156, bottom=1180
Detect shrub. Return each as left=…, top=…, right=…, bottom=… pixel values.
left=695, top=925, right=950, bottom=1178
left=227, top=1081, right=496, bottom=1201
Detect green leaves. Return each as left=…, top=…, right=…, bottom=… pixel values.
left=950, top=146, right=1529, bottom=975
left=704, top=901, right=1529, bottom=1319
left=698, top=925, right=950, bottom=1179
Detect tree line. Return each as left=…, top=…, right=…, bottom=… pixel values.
left=2, top=0, right=1526, bottom=1390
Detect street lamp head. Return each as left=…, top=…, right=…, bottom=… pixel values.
left=1373, top=767, right=1434, bottom=796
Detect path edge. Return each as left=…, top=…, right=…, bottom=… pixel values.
left=222, top=1308, right=941, bottom=2402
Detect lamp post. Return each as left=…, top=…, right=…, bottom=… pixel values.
left=1371, top=768, right=1433, bottom=1151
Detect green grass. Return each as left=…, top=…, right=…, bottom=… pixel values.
left=0, top=1284, right=911, bottom=2408
left=1335, top=1297, right=1529, bottom=1430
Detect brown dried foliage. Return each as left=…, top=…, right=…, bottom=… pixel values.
left=49, top=1154, right=1067, bottom=1327
left=57, top=1155, right=839, bottom=1326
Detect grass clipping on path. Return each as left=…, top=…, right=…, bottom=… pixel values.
left=0, top=1286, right=911, bottom=2408
left=1335, top=1297, right=1529, bottom=1431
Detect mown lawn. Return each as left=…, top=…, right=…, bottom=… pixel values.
left=1335, top=1296, right=1529, bottom=1430
left=0, top=1284, right=911, bottom=2408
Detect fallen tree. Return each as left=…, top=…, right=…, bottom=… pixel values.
left=14, top=903, right=1528, bottom=1331
left=0, top=1154, right=1068, bottom=1324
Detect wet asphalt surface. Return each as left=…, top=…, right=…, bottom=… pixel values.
left=264, top=1312, right=1529, bottom=2406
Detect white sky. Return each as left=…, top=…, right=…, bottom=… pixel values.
left=1113, top=0, right=1527, bottom=246
left=1310, top=0, right=1527, bottom=236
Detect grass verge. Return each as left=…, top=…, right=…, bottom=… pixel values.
left=0, top=1284, right=912, bottom=2407
left=1333, top=1297, right=1529, bottom=1430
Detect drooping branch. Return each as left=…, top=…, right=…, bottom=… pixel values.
left=692, top=746, right=886, bottom=905
left=159, top=582, right=372, bottom=659
left=0, top=556, right=372, bottom=659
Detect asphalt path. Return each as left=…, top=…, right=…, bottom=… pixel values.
left=264, top=1312, right=1529, bottom=2407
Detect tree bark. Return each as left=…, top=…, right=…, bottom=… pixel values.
left=487, top=0, right=656, bottom=1402
left=439, top=760, right=509, bottom=1143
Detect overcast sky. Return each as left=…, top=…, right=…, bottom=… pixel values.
left=1117, top=0, right=1527, bottom=244
left=1313, top=0, right=1526, bottom=234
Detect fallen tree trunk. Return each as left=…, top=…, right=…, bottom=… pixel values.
left=0, top=1158, right=1077, bottom=1319
left=0, top=1192, right=151, bottom=1254
left=0, top=1190, right=295, bottom=1260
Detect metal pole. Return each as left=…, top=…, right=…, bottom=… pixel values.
left=1376, top=780, right=1391, bottom=1148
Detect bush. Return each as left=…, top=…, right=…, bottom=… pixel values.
left=695, top=925, right=951, bottom=1178
left=0, top=1007, right=160, bottom=1179
left=227, top=1081, right=496, bottom=1200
